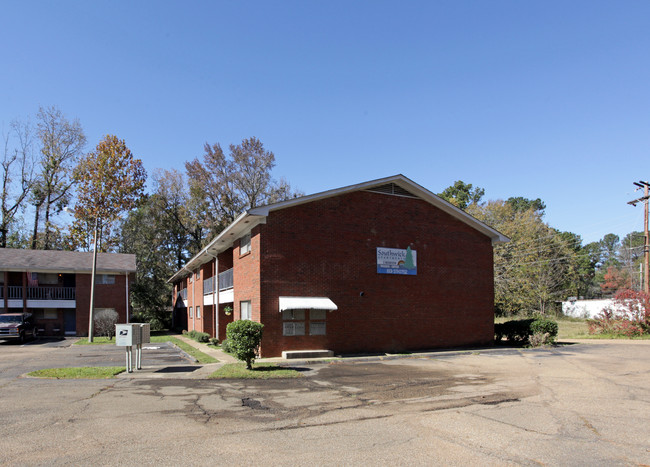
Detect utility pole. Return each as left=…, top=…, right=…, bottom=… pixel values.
left=627, top=181, right=649, bottom=294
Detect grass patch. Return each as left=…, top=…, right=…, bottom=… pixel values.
left=150, top=335, right=217, bottom=364
left=556, top=318, right=590, bottom=339
left=495, top=316, right=650, bottom=340
left=74, top=336, right=115, bottom=345
left=209, top=362, right=303, bottom=379
left=28, top=366, right=125, bottom=379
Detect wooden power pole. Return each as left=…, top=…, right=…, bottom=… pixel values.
left=627, top=181, right=649, bottom=294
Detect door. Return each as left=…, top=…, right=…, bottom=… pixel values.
left=64, top=309, right=76, bottom=335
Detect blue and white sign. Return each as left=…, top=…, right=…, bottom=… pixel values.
left=377, top=247, right=417, bottom=275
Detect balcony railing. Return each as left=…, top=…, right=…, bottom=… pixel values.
left=203, top=276, right=215, bottom=295
left=29, top=286, right=75, bottom=300
left=218, top=268, right=233, bottom=291
left=5, top=286, right=76, bottom=300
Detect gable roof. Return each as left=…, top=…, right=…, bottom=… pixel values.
left=168, top=174, right=509, bottom=283
left=0, top=248, right=136, bottom=274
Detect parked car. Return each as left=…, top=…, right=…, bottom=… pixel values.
left=0, top=313, right=37, bottom=343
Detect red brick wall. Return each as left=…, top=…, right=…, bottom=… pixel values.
left=233, top=226, right=261, bottom=322
left=76, top=273, right=134, bottom=336
left=256, top=191, right=495, bottom=357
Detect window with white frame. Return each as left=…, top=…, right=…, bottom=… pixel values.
left=240, top=232, right=251, bottom=255
left=196, top=306, right=201, bottom=319
left=240, top=300, right=251, bottom=320
left=189, top=306, right=193, bottom=318
left=309, top=309, right=327, bottom=335
left=97, top=274, right=115, bottom=285
left=282, top=309, right=306, bottom=336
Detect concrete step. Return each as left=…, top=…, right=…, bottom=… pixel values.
left=282, top=350, right=334, bottom=359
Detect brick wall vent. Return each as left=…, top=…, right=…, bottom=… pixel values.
left=365, top=183, right=419, bottom=199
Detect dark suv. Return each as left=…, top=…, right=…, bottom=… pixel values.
left=0, top=313, right=37, bottom=343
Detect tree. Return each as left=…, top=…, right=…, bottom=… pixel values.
left=185, top=137, right=299, bottom=243
left=1, top=119, right=35, bottom=248
left=93, top=308, right=119, bottom=339
left=119, top=169, right=198, bottom=329
left=32, top=106, right=86, bottom=250
left=599, top=233, right=621, bottom=268
left=71, top=135, right=146, bottom=252
left=226, top=320, right=264, bottom=370
left=151, top=169, right=204, bottom=263
left=468, top=200, right=581, bottom=315
left=438, top=180, right=485, bottom=210
left=120, top=195, right=173, bottom=330
left=506, top=196, right=546, bottom=214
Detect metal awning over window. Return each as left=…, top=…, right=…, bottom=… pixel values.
left=279, top=297, right=338, bottom=312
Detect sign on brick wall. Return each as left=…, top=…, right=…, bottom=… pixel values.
left=377, top=246, right=417, bottom=275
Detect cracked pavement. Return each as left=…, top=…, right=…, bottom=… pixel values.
left=0, top=339, right=649, bottom=465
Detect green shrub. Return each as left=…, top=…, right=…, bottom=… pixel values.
left=226, top=320, right=264, bottom=369
left=495, top=318, right=558, bottom=345
left=185, top=330, right=210, bottom=343
left=221, top=338, right=233, bottom=354
left=196, top=332, right=210, bottom=343
left=495, top=318, right=535, bottom=343
left=209, top=337, right=219, bottom=346
left=530, top=319, right=558, bottom=343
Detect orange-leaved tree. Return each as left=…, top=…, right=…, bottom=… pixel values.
left=69, top=135, right=146, bottom=252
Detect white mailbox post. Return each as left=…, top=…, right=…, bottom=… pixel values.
left=131, top=323, right=150, bottom=370
left=115, top=323, right=144, bottom=372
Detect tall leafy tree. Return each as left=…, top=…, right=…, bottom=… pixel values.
left=120, top=194, right=173, bottom=329
left=468, top=200, right=581, bottom=315
left=32, top=106, right=86, bottom=250
left=506, top=196, right=546, bottom=214
left=438, top=180, right=485, bottom=210
left=0, top=119, right=35, bottom=247
left=70, top=135, right=146, bottom=252
left=185, top=136, right=298, bottom=243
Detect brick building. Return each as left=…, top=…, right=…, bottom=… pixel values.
left=169, top=175, right=508, bottom=357
left=0, top=249, right=136, bottom=336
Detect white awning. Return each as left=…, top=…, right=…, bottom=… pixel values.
left=279, top=296, right=338, bottom=312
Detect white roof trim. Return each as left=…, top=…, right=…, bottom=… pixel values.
left=279, top=297, right=338, bottom=312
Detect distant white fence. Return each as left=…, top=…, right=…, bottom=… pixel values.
left=562, top=299, right=614, bottom=319
left=562, top=298, right=646, bottom=319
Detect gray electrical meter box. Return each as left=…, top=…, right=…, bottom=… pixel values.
left=116, top=324, right=141, bottom=346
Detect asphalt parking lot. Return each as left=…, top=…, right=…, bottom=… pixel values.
left=0, top=338, right=649, bottom=466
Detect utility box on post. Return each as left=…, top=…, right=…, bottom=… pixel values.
left=115, top=323, right=148, bottom=372
left=116, top=324, right=141, bottom=346
left=134, top=323, right=150, bottom=344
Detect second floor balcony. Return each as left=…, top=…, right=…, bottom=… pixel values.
left=1, top=286, right=76, bottom=301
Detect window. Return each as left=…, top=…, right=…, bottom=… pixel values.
left=240, top=301, right=251, bottom=320
left=97, top=274, right=115, bottom=285
left=35, top=309, right=58, bottom=320
left=196, top=306, right=201, bottom=319
left=39, top=273, right=60, bottom=285
left=240, top=232, right=251, bottom=255
left=309, top=309, right=327, bottom=335
left=189, top=307, right=193, bottom=318
left=283, top=309, right=306, bottom=336
left=195, top=270, right=200, bottom=280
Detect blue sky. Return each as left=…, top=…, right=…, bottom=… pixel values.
left=2, top=0, right=649, bottom=244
